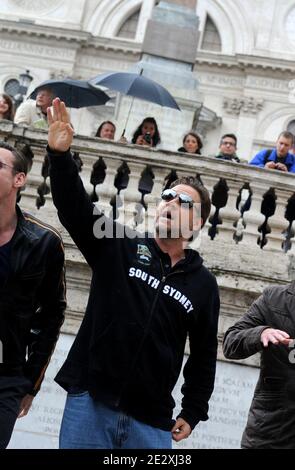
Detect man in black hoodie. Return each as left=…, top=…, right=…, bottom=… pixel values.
left=48, top=98, right=220, bottom=449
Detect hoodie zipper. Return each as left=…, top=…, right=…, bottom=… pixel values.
left=114, top=259, right=184, bottom=407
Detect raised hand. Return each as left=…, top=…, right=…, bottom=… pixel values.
left=47, top=98, right=74, bottom=152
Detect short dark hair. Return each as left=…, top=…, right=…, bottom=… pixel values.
left=0, top=141, right=32, bottom=175
left=170, top=176, right=211, bottom=228
left=183, top=132, right=203, bottom=154
left=132, top=117, right=161, bottom=147
left=220, top=133, right=237, bottom=146
left=278, top=131, right=294, bottom=144
left=95, top=120, right=116, bottom=137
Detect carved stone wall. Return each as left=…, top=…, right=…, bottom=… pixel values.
left=0, top=1, right=295, bottom=158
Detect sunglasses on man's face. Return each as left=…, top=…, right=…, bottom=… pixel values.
left=0, top=160, right=14, bottom=170
left=161, top=189, right=194, bottom=208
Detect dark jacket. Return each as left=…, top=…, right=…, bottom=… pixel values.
left=48, top=148, right=220, bottom=432
left=215, top=152, right=240, bottom=163
left=178, top=147, right=201, bottom=155
left=0, top=206, right=66, bottom=395
left=223, top=283, right=295, bottom=449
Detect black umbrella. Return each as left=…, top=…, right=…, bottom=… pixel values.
left=29, top=78, right=110, bottom=108
left=89, top=71, right=180, bottom=135
left=89, top=71, right=180, bottom=110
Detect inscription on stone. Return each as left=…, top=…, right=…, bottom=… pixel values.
left=9, top=336, right=258, bottom=449
left=0, top=40, right=75, bottom=60
left=8, top=334, right=73, bottom=449
left=173, top=361, right=258, bottom=449
left=197, top=73, right=245, bottom=88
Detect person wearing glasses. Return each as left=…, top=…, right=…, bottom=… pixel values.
left=215, top=134, right=240, bottom=163
left=0, top=141, right=66, bottom=449
left=47, top=98, right=220, bottom=450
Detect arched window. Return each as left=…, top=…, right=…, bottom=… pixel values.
left=4, top=78, right=20, bottom=98
left=287, top=119, right=295, bottom=136
left=116, top=9, right=140, bottom=39
left=201, top=15, right=222, bottom=52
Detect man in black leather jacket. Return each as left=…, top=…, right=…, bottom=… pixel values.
left=0, top=141, right=66, bottom=448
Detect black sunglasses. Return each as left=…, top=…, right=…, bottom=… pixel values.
left=0, top=160, right=14, bottom=170
left=161, top=189, right=194, bottom=208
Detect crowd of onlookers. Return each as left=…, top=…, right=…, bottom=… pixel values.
left=1, top=86, right=295, bottom=174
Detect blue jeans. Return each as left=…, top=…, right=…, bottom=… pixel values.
left=59, top=391, right=172, bottom=449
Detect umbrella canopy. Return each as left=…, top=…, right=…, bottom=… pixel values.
left=89, top=72, right=180, bottom=111
left=29, top=78, right=110, bottom=108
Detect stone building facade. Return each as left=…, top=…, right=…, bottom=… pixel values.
left=0, top=0, right=295, bottom=157
left=1, top=0, right=295, bottom=449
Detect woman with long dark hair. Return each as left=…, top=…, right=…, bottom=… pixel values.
left=131, top=117, right=161, bottom=147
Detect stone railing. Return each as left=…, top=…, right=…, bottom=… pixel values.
left=2, top=122, right=295, bottom=365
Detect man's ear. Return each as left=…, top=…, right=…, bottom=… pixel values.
left=14, top=172, right=26, bottom=189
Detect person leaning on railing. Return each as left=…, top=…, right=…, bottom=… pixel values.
left=249, top=131, right=295, bottom=173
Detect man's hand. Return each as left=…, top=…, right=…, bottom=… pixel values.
left=276, top=162, right=288, bottom=172
left=18, top=394, right=34, bottom=418
left=171, top=418, right=191, bottom=442
left=135, top=135, right=152, bottom=147
left=47, top=98, right=74, bottom=152
left=261, top=328, right=292, bottom=347
left=265, top=161, right=276, bottom=169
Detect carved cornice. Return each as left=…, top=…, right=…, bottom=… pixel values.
left=196, top=51, right=295, bottom=74
left=223, top=96, right=264, bottom=116
left=86, top=37, right=141, bottom=56
left=0, top=19, right=141, bottom=55
left=0, top=19, right=89, bottom=43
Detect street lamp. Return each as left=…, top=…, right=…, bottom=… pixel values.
left=14, top=69, right=33, bottom=109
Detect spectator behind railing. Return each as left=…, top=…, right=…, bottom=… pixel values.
left=14, top=87, right=55, bottom=130
left=250, top=131, right=295, bottom=173
left=95, top=121, right=116, bottom=140
left=215, top=133, right=240, bottom=163
left=0, top=94, right=14, bottom=121
left=178, top=132, right=203, bottom=155
left=131, top=117, right=161, bottom=148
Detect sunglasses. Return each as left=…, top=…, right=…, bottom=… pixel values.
left=161, top=189, right=194, bottom=208
left=0, top=160, right=14, bottom=170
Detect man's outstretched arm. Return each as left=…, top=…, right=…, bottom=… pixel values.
left=47, top=98, right=106, bottom=266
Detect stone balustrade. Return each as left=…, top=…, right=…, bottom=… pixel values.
left=2, top=122, right=295, bottom=366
